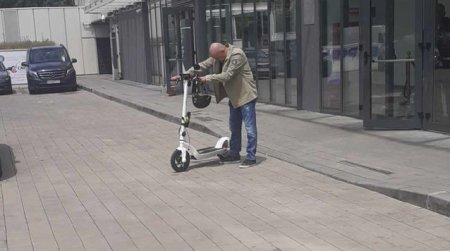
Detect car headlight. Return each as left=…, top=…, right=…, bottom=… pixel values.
left=28, top=70, right=40, bottom=79
left=67, top=68, right=75, bottom=76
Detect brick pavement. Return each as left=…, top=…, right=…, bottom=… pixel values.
left=77, top=75, right=450, bottom=216
left=0, top=91, right=449, bottom=250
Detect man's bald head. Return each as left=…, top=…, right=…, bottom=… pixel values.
left=209, top=43, right=228, bottom=62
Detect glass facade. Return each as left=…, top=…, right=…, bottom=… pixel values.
left=321, top=0, right=360, bottom=116
left=204, top=0, right=298, bottom=107
left=433, top=0, right=450, bottom=126
left=254, top=0, right=271, bottom=102
left=321, top=0, right=342, bottom=112
left=343, top=0, right=360, bottom=116
left=370, top=0, right=417, bottom=120
left=107, top=0, right=450, bottom=133
left=148, top=0, right=165, bottom=86
left=146, top=0, right=298, bottom=107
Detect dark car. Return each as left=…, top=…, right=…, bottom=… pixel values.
left=0, top=60, right=12, bottom=95
left=22, top=45, right=77, bottom=94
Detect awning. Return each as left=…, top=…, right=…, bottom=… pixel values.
left=84, top=0, right=141, bottom=14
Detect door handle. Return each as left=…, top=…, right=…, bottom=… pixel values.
left=372, top=59, right=415, bottom=63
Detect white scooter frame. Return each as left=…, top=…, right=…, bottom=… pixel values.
left=170, top=73, right=229, bottom=172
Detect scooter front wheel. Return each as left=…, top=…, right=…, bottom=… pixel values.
left=170, top=150, right=190, bottom=172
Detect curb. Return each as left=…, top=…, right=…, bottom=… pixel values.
left=78, top=83, right=450, bottom=217
left=362, top=185, right=450, bottom=217
left=261, top=152, right=450, bottom=217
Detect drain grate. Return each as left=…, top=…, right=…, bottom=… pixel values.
left=338, top=160, right=393, bottom=175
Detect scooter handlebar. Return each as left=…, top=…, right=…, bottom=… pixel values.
left=179, top=74, right=192, bottom=80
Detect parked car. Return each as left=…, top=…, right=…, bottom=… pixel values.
left=0, top=59, right=12, bottom=95
left=22, top=45, right=77, bottom=94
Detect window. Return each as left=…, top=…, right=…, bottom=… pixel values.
left=206, top=0, right=221, bottom=44
left=148, top=1, right=165, bottom=86
left=202, top=0, right=298, bottom=107
left=321, top=0, right=360, bottom=116
left=321, top=0, right=342, bottom=112
left=29, top=48, right=68, bottom=64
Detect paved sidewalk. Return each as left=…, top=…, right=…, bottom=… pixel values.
left=78, top=75, right=450, bottom=216
left=1, top=88, right=450, bottom=250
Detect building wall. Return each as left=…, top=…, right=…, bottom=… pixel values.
left=148, top=1, right=166, bottom=86
left=0, top=7, right=102, bottom=75
left=117, top=4, right=151, bottom=84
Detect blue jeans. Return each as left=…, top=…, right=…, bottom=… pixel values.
left=228, top=99, right=257, bottom=161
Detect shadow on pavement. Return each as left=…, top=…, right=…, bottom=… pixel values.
left=188, top=159, right=224, bottom=170
left=187, top=156, right=268, bottom=171
left=0, top=144, right=17, bottom=181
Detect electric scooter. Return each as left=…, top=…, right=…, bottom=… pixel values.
left=170, top=65, right=230, bottom=172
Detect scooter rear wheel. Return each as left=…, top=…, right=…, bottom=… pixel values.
left=170, top=150, right=190, bottom=172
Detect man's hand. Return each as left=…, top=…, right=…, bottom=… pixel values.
left=170, top=75, right=180, bottom=81
left=199, top=76, right=207, bottom=84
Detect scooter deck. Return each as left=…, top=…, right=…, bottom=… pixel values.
left=197, top=146, right=221, bottom=154
left=190, top=146, right=227, bottom=160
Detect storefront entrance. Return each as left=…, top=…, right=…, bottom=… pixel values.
left=361, top=0, right=450, bottom=132
left=424, top=0, right=450, bottom=132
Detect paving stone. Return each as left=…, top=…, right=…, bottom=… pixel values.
left=78, top=75, right=450, bottom=216
left=1, top=90, right=450, bottom=251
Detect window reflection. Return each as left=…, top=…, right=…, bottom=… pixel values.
left=321, top=0, right=360, bottom=115
left=434, top=0, right=450, bottom=123
left=255, top=0, right=271, bottom=102
left=321, top=0, right=342, bottom=111
left=149, top=0, right=298, bottom=107
left=285, top=0, right=297, bottom=105
left=149, top=1, right=164, bottom=86
left=270, top=0, right=286, bottom=105
left=343, top=0, right=360, bottom=116
left=370, top=0, right=416, bottom=119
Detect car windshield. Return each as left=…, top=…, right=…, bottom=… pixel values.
left=29, top=48, right=68, bottom=64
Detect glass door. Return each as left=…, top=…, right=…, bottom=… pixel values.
left=360, top=0, right=423, bottom=129
left=162, top=7, right=195, bottom=95
left=321, top=0, right=361, bottom=117
left=423, top=0, right=450, bottom=132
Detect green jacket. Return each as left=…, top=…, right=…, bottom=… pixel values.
left=187, top=45, right=258, bottom=108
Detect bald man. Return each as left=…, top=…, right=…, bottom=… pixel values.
left=172, top=43, right=258, bottom=168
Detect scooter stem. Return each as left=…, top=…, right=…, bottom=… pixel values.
left=179, top=79, right=189, bottom=163
left=182, top=79, right=188, bottom=118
